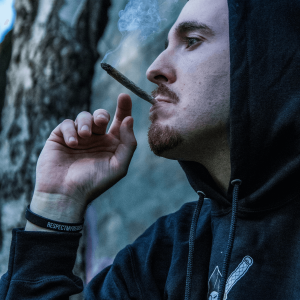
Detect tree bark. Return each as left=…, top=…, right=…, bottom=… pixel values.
left=0, top=30, right=12, bottom=132
left=0, top=0, right=110, bottom=299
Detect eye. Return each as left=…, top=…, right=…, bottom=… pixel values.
left=184, top=37, right=203, bottom=48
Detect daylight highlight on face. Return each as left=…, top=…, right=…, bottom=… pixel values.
left=146, top=0, right=230, bottom=161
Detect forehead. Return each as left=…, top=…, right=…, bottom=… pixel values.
left=169, top=0, right=229, bottom=37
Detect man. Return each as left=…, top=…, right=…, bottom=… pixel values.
left=1, top=0, right=300, bottom=298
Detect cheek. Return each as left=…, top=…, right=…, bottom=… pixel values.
left=177, top=76, right=229, bottom=129
left=185, top=54, right=230, bottom=120
left=166, top=49, right=230, bottom=128
left=177, top=58, right=230, bottom=105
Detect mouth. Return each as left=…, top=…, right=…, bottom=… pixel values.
left=150, top=98, right=173, bottom=113
left=155, top=96, right=172, bottom=103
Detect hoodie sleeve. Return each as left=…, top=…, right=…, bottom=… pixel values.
left=0, top=227, right=142, bottom=300
left=0, top=227, right=84, bottom=299
left=0, top=202, right=200, bottom=300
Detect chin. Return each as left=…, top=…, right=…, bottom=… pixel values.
left=147, top=121, right=184, bottom=158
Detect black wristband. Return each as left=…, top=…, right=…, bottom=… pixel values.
left=25, top=205, right=84, bottom=233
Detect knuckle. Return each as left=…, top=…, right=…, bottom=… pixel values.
left=94, top=109, right=110, bottom=120
left=77, top=111, right=92, bottom=120
left=60, top=119, right=74, bottom=130
left=62, top=119, right=73, bottom=124
left=61, top=120, right=76, bottom=131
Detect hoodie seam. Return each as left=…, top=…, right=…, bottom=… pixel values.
left=127, top=245, right=144, bottom=300
left=10, top=276, right=82, bottom=284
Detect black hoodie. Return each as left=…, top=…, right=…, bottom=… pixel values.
left=1, top=0, right=300, bottom=299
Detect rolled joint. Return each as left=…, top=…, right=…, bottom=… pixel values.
left=101, top=63, right=156, bottom=105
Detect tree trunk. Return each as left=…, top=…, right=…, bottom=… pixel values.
left=0, top=0, right=110, bottom=299
left=0, top=30, right=12, bottom=132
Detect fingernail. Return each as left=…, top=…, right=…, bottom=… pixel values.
left=81, top=125, right=90, bottom=131
left=97, top=114, right=109, bottom=121
left=69, top=137, right=76, bottom=142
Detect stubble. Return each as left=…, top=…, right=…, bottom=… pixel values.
left=147, top=84, right=184, bottom=156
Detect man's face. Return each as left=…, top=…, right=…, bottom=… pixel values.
left=146, top=0, right=230, bottom=161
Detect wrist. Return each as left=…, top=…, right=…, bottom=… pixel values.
left=29, top=191, right=86, bottom=223
left=25, top=220, right=57, bottom=232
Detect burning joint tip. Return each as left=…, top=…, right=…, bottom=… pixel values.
left=101, top=63, right=156, bottom=105
left=101, top=63, right=111, bottom=71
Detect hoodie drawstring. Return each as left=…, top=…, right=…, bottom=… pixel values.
left=217, top=179, right=242, bottom=300
left=184, top=190, right=205, bottom=300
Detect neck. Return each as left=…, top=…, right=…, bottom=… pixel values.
left=193, top=127, right=231, bottom=196
left=200, top=140, right=231, bottom=196
left=156, top=124, right=231, bottom=195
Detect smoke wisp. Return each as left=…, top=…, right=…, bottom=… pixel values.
left=101, top=0, right=163, bottom=65
left=100, top=0, right=184, bottom=71
left=118, top=0, right=161, bottom=41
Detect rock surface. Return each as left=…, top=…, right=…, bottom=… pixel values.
left=0, top=1, right=111, bottom=300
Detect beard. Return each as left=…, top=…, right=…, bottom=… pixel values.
left=148, top=84, right=184, bottom=156
left=147, top=118, right=184, bottom=157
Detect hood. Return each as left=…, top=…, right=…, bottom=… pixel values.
left=179, top=0, right=300, bottom=213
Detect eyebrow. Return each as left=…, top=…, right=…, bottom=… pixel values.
left=165, top=21, right=215, bottom=49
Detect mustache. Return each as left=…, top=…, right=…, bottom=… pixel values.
left=151, top=84, right=180, bottom=104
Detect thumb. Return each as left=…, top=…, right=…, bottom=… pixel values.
left=114, top=116, right=137, bottom=166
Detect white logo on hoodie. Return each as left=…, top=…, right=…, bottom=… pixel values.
left=208, top=256, right=253, bottom=300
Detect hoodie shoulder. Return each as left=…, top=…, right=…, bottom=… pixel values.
left=128, top=199, right=212, bottom=298
left=133, top=201, right=201, bottom=244
left=86, top=199, right=212, bottom=299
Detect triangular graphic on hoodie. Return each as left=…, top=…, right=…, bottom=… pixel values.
left=207, top=256, right=253, bottom=300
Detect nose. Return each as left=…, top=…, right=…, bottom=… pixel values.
left=146, top=51, right=176, bottom=85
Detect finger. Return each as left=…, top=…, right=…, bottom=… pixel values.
left=75, top=111, right=93, bottom=138
left=92, top=109, right=110, bottom=135
left=108, top=93, right=132, bottom=139
left=57, top=119, right=79, bottom=147
left=114, top=116, right=137, bottom=171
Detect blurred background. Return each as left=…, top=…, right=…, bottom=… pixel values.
left=0, top=0, right=196, bottom=299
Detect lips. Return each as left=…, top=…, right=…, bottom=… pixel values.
left=150, top=98, right=172, bottom=112
left=156, top=97, right=172, bottom=103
